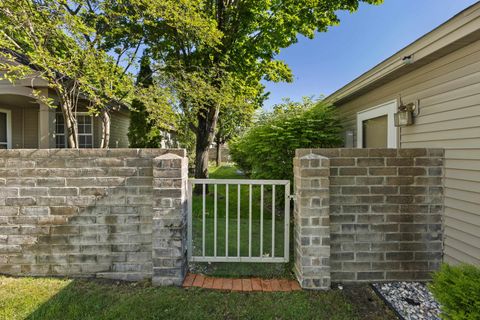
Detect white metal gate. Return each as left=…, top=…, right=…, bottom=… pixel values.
left=187, top=179, right=291, bottom=263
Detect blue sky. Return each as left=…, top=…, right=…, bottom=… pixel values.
left=262, top=0, right=479, bottom=109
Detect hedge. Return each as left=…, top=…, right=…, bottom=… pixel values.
left=230, top=100, right=343, bottom=181
left=429, top=264, right=480, bottom=320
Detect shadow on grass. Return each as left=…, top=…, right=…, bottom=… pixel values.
left=15, top=278, right=382, bottom=320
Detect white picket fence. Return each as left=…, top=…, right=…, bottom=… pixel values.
left=187, top=179, right=291, bottom=263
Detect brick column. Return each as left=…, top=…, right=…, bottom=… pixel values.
left=151, top=153, right=188, bottom=286
left=293, top=153, right=331, bottom=289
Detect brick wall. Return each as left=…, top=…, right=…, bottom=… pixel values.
left=294, top=148, right=444, bottom=285
left=0, top=149, right=187, bottom=284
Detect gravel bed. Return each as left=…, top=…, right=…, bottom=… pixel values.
left=373, top=282, right=441, bottom=320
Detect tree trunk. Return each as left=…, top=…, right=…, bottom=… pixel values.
left=100, top=109, right=111, bottom=148
left=60, top=101, right=78, bottom=148
left=215, top=141, right=221, bottom=167
left=194, top=105, right=220, bottom=180
left=194, top=118, right=211, bottom=180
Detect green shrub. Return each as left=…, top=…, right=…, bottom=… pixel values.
left=230, top=99, right=343, bottom=181
left=429, top=264, right=480, bottom=320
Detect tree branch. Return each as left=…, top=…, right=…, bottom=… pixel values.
left=61, top=3, right=82, bottom=15
left=121, top=39, right=143, bottom=76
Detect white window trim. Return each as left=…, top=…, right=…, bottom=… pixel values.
left=357, top=100, right=398, bottom=148
left=0, top=108, right=12, bottom=149
left=55, top=112, right=67, bottom=148
left=76, top=113, right=94, bottom=148
left=55, top=112, right=94, bottom=148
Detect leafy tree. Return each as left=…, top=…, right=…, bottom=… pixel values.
left=0, top=0, right=136, bottom=148
left=137, top=0, right=382, bottom=178
left=214, top=103, right=255, bottom=166
left=128, top=53, right=163, bottom=147
left=1, top=0, right=381, bottom=159
left=230, top=98, right=343, bottom=181
left=0, top=0, right=197, bottom=148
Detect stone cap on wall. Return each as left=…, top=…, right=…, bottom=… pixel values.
left=0, top=148, right=186, bottom=158
left=296, top=148, right=444, bottom=159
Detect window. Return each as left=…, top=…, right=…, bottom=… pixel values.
left=55, top=112, right=67, bottom=148
left=0, top=109, right=12, bottom=149
left=77, top=114, right=93, bottom=148
left=357, top=100, right=397, bottom=148
left=55, top=112, right=94, bottom=148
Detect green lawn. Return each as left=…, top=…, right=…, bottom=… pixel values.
left=190, top=165, right=291, bottom=277
left=0, top=276, right=396, bottom=320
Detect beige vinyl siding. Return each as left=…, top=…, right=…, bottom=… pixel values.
left=92, top=112, right=130, bottom=148
left=1, top=103, right=39, bottom=148
left=23, top=108, right=39, bottom=148
left=442, top=149, right=480, bottom=265
left=335, top=39, right=480, bottom=265
left=93, top=116, right=102, bottom=148
left=11, top=106, right=23, bottom=148
left=109, top=111, right=130, bottom=148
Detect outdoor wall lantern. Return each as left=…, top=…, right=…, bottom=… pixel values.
left=394, top=100, right=418, bottom=127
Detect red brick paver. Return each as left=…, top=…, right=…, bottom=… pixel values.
left=290, top=280, right=302, bottom=291
left=222, top=278, right=233, bottom=291
left=203, top=277, right=214, bottom=289
left=212, top=278, right=223, bottom=290
left=183, top=273, right=196, bottom=287
left=261, top=279, right=272, bottom=292
left=251, top=278, right=262, bottom=291
left=183, top=273, right=302, bottom=292
left=242, top=279, right=253, bottom=292
left=270, top=279, right=282, bottom=291
left=192, top=274, right=205, bottom=287
left=279, top=280, right=291, bottom=292
left=232, top=279, right=243, bottom=291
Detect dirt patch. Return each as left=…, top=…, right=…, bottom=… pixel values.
left=340, top=284, right=398, bottom=319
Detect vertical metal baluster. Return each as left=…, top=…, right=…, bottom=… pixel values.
left=284, top=183, right=290, bottom=262
left=272, top=184, right=275, bottom=258
left=187, top=181, right=193, bottom=262
left=225, top=184, right=229, bottom=257
left=248, top=184, right=252, bottom=257
left=260, top=185, right=264, bottom=257
left=202, top=183, right=206, bottom=257
left=237, top=184, right=241, bottom=257
left=214, top=184, right=217, bottom=257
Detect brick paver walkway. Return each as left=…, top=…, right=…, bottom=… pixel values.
left=183, top=273, right=302, bottom=292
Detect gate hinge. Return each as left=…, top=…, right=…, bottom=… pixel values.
left=288, top=194, right=296, bottom=201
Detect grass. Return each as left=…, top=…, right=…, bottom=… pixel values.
left=190, top=165, right=291, bottom=277
left=0, top=276, right=397, bottom=320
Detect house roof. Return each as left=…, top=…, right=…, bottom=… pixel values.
left=1, top=48, right=130, bottom=112
left=325, top=2, right=480, bottom=105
